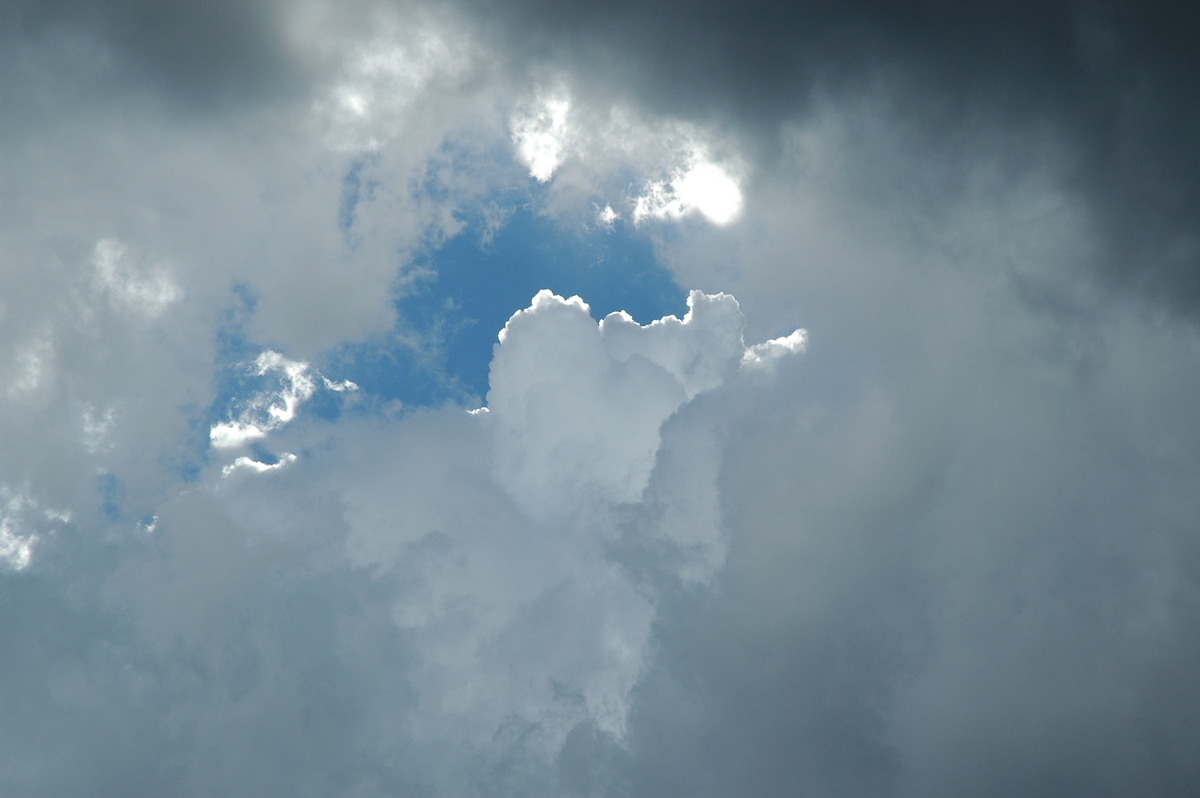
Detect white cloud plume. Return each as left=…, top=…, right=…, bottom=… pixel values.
left=512, top=91, right=572, bottom=182
left=633, top=160, right=744, bottom=225
left=209, top=350, right=357, bottom=450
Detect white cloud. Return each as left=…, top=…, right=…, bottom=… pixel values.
left=597, top=203, right=619, bottom=228
left=512, top=91, right=572, bottom=182
left=742, top=328, right=808, bottom=367
left=633, top=160, right=744, bottom=225
left=209, top=350, right=357, bottom=449
left=0, top=515, right=37, bottom=571
left=504, top=87, right=751, bottom=229
left=221, top=452, right=298, bottom=476
left=0, top=485, right=70, bottom=571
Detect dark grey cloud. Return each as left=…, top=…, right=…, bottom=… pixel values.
left=9, top=0, right=1195, bottom=304
left=2, top=0, right=311, bottom=112
left=461, top=0, right=1200, bottom=311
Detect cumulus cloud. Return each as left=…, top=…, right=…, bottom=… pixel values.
left=488, top=289, right=779, bottom=515
left=331, top=290, right=801, bottom=750
left=0, top=285, right=806, bottom=794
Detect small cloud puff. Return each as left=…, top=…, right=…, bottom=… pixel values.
left=512, top=92, right=571, bottom=182
left=221, top=452, right=299, bottom=477
left=209, top=350, right=357, bottom=449
left=742, top=328, right=808, bottom=367
left=93, top=239, right=182, bottom=316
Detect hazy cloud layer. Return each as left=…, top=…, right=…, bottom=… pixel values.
left=2, top=2, right=1198, bottom=797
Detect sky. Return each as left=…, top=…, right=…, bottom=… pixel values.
left=2, top=2, right=1199, bottom=796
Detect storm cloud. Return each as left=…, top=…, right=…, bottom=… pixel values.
left=466, top=0, right=1200, bottom=309
left=2, top=2, right=1198, bottom=796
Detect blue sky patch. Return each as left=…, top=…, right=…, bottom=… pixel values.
left=330, top=194, right=685, bottom=407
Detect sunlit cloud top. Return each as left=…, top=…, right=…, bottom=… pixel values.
left=512, top=91, right=572, bottom=182
left=633, top=159, right=744, bottom=225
